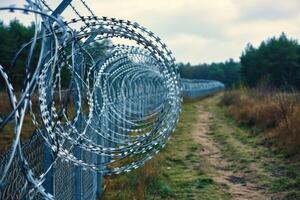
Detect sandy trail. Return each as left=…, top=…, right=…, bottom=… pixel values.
left=192, top=105, right=270, bottom=200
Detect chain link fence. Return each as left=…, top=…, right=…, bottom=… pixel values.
left=0, top=78, right=223, bottom=200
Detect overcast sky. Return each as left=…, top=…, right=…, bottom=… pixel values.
left=1, top=0, right=300, bottom=64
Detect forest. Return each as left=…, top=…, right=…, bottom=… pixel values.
left=1, top=20, right=300, bottom=91
left=180, top=33, right=300, bottom=90
left=179, top=59, right=241, bottom=88
left=0, top=20, right=109, bottom=90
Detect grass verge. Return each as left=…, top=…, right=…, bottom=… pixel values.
left=100, top=99, right=230, bottom=200
left=205, top=93, right=300, bottom=199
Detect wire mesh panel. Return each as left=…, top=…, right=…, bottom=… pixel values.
left=0, top=1, right=224, bottom=200
left=53, top=151, right=76, bottom=200
left=181, top=78, right=225, bottom=99
left=0, top=134, right=44, bottom=200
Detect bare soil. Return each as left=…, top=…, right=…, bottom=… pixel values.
left=192, top=105, right=271, bottom=200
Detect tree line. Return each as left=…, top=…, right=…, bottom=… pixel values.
left=179, top=59, right=241, bottom=88
left=0, top=20, right=36, bottom=90
left=241, top=33, right=300, bottom=89
left=1, top=20, right=300, bottom=90
left=180, top=33, right=300, bottom=89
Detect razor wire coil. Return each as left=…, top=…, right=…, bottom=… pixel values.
left=0, top=1, right=181, bottom=199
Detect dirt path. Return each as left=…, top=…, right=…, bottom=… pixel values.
left=102, top=96, right=300, bottom=200
left=192, top=105, right=270, bottom=200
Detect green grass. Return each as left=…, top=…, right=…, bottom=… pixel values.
left=100, top=99, right=230, bottom=200
left=203, top=94, right=300, bottom=198
left=101, top=93, right=300, bottom=199
left=148, top=179, right=174, bottom=198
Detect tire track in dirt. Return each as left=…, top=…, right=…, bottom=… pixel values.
left=192, top=105, right=270, bottom=200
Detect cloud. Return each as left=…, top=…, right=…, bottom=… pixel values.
left=0, top=0, right=300, bottom=64
left=233, top=0, right=300, bottom=21
left=167, top=33, right=241, bottom=64
left=226, top=17, right=300, bottom=47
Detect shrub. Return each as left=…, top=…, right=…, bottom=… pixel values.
left=273, top=106, right=300, bottom=153
left=219, top=90, right=241, bottom=106
left=221, top=89, right=300, bottom=153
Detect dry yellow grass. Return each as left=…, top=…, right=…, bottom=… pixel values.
left=220, top=89, right=300, bottom=153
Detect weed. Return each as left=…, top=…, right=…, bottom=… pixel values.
left=185, top=153, right=194, bottom=160
left=194, top=177, right=214, bottom=189
left=271, top=177, right=291, bottom=192
left=220, top=89, right=300, bottom=154
left=148, top=179, right=174, bottom=198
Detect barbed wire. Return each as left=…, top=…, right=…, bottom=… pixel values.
left=79, top=0, right=96, bottom=17
left=0, top=0, right=181, bottom=199
left=40, top=0, right=54, bottom=12
left=69, top=3, right=83, bottom=19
